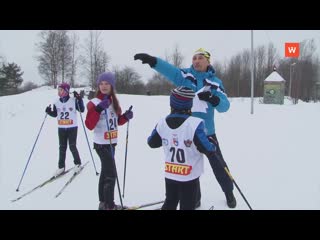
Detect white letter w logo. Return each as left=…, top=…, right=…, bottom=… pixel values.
left=288, top=47, right=296, bottom=53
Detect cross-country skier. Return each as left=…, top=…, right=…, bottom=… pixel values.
left=147, top=87, right=216, bottom=210
left=85, top=72, right=133, bottom=210
left=45, top=83, right=84, bottom=176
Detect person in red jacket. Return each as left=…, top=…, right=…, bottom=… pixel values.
left=85, top=72, right=133, bottom=210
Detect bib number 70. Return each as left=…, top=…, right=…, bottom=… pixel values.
left=169, top=147, right=185, bottom=163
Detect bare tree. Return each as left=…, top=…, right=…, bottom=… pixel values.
left=146, top=44, right=184, bottom=95
left=114, top=66, right=145, bottom=94
left=266, top=43, right=278, bottom=72
left=292, top=39, right=318, bottom=102
left=81, top=31, right=110, bottom=90
left=254, top=45, right=266, bottom=96
left=224, top=54, right=241, bottom=97
left=224, top=44, right=271, bottom=97
left=69, top=31, right=79, bottom=87
left=167, top=44, right=184, bottom=68
left=212, top=61, right=224, bottom=77
left=212, top=40, right=319, bottom=101
left=240, top=49, right=251, bottom=97
left=96, top=50, right=109, bottom=76
left=0, top=54, right=5, bottom=64
left=36, top=30, right=73, bottom=88
left=36, top=30, right=61, bottom=87
left=146, top=77, right=163, bottom=95
left=57, top=30, right=72, bottom=84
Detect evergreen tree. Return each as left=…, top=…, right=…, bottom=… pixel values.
left=0, top=62, right=24, bottom=96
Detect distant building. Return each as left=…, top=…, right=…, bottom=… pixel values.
left=263, top=69, right=286, bottom=104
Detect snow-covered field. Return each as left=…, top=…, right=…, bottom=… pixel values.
left=1, top=87, right=319, bottom=210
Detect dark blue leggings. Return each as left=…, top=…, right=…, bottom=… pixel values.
left=94, top=143, right=117, bottom=207
left=58, top=127, right=81, bottom=168
left=197, top=134, right=234, bottom=202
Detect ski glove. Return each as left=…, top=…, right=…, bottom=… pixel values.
left=134, top=53, right=157, bottom=68
left=45, top=105, right=52, bottom=114
left=124, top=109, right=133, bottom=120
left=45, top=104, right=57, bottom=117
left=95, top=97, right=111, bottom=113
left=73, top=91, right=82, bottom=100
left=197, top=91, right=220, bottom=107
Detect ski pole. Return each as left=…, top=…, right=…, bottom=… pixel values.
left=214, top=153, right=253, bottom=210
left=15, top=113, right=48, bottom=192
left=105, top=109, right=124, bottom=209
left=122, top=105, right=133, bottom=198
left=74, top=93, right=99, bottom=175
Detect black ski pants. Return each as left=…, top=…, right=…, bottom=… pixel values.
left=196, top=134, right=234, bottom=203
left=94, top=143, right=117, bottom=208
left=58, top=127, right=81, bottom=168
left=162, top=177, right=199, bottom=210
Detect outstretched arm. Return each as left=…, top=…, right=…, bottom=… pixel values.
left=153, top=58, right=187, bottom=86
left=134, top=53, right=189, bottom=87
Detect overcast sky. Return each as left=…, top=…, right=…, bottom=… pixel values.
left=0, top=30, right=319, bottom=86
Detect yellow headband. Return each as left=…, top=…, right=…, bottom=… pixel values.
left=193, top=48, right=211, bottom=62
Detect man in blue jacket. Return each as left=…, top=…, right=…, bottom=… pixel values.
left=134, top=48, right=236, bottom=208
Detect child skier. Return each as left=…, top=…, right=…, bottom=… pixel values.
left=45, top=83, right=84, bottom=176
left=147, top=87, right=216, bottom=210
left=85, top=72, right=133, bottom=210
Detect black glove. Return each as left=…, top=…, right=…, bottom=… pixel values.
left=73, top=91, right=82, bottom=100
left=45, top=104, right=51, bottom=114
left=45, top=104, right=57, bottom=117
left=134, top=53, right=157, bottom=68
left=197, top=91, right=220, bottom=107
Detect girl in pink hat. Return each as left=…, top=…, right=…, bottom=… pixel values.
left=45, top=82, right=84, bottom=177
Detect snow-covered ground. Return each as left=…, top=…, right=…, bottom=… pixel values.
left=1, top=87, right=319, bottom=210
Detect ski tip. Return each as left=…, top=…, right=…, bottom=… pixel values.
left=16, top=189, right=19, bottom=192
